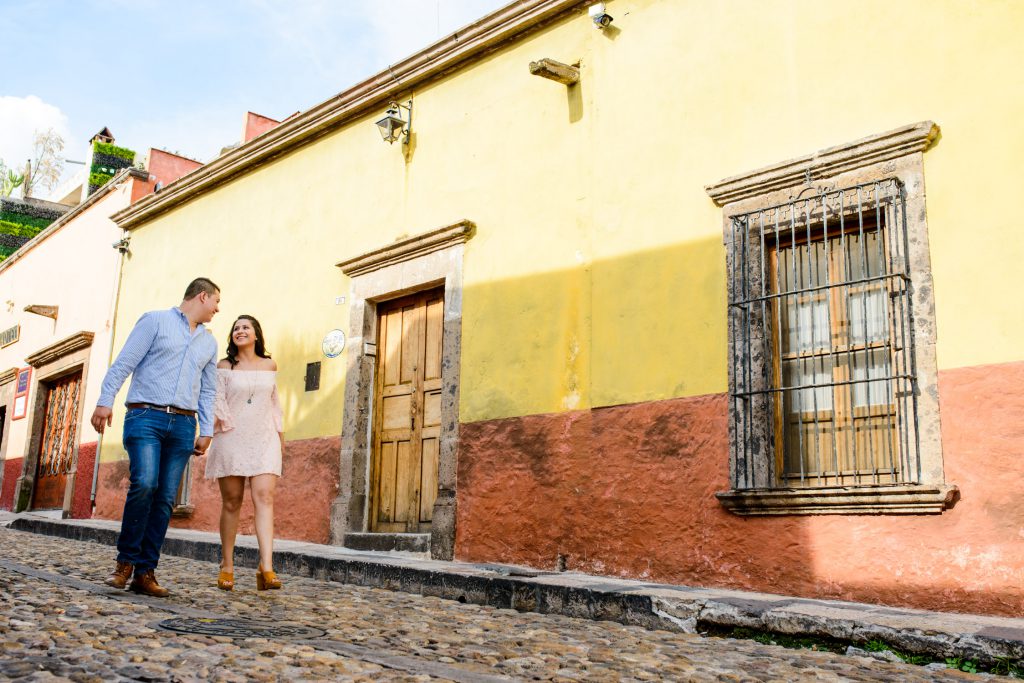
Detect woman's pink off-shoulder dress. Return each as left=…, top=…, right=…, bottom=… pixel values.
left=205, top=369, right=283, bottom=478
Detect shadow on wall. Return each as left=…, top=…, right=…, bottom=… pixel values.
left=454, top=236, right=1024, bottom=619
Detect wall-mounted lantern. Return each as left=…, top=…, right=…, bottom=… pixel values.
left=375, top=101, right=412, bottom=145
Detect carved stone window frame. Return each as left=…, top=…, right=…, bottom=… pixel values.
left=13, top=331, right=94, bottom=515
left=330, top=220, right=473, bottom=559
left=705, top=122, right=957, bottom=515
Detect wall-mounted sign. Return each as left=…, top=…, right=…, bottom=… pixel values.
left=0, top=324, right=19, bottom=348
left=321, top=329, right=346, bottom=359
left=12, top=366, right=31, bottom=420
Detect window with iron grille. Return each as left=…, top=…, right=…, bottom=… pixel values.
left=709, top=122, right=956, bottom=514
left=727, top=179, right=920, bottom=490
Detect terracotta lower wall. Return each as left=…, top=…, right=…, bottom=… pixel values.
left=0, top=456, right=23, bottom=510
left=93, top=435, right=340, bottom=544
left=69, top=442, right=97, bottom=519
left=455, top=359, right=1024, bottom=618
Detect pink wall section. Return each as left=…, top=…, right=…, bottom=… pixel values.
left=130, top=149, right=203, bottom=203
left=93, top=435, right=340, bottom=544
left=70, top=442, right=97, bottom=519
left=0, top=456, right=22, bottom=510
left=243, top=112, right=280, bottom=143
left=455, top=360, right=1024, bottom=618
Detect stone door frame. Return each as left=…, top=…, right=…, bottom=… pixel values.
left=330, top=221, right=473, bottom=560
left=13, top=331, right=94, bottom=515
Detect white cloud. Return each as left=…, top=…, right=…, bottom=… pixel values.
left=0, top=95, right=78, bottom=171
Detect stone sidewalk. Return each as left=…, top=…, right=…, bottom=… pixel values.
left=3, top=511, right=1022, bottom=670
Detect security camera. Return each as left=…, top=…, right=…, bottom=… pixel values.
left=589, top=2, right=613, bottom=29
left=112, top=237, right=130, bottom=253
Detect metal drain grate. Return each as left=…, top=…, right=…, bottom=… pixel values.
left=157, top=616, right=327, bottom=639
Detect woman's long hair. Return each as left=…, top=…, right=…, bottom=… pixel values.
left=224, top=315, right=271, bottom=367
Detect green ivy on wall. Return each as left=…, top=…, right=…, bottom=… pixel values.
left=88, top=140, right=135, bottom=196
left=88, top=171, right=115, bottom=188
left=0, top=211, right=50, bottom=229
left=0, top=219, right=43, bottom=239
left=93, top=141, right=135, bottom=161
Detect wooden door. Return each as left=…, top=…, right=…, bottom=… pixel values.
left=370, top=288, right=444, bottom=533
left=31, top=372, right=82, bottom=510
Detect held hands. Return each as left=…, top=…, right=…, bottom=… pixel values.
left=91, top=406, right=113, bottom=433
left=193, top=436, right=212, bottom=457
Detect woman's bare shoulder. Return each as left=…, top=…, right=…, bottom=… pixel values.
left=265, top=358, right=278, bottom=372
left=217, top=359, right=233, bottom=369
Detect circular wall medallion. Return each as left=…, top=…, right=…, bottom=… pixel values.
left=322, top=329, right=346, bottom=358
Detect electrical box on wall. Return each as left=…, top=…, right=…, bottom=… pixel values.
left=304, top=362, right=321, bottom=392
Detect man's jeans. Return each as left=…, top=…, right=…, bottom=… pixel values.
left=116, top=408, right=196, bottom=573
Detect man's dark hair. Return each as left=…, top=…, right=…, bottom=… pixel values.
left=183, top=277, right=220, bottom=301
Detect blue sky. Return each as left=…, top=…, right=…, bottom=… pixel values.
left=0, top=0, right=507, bottom=190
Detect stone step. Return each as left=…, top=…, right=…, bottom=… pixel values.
left=342, top=532, right=430, bottom=553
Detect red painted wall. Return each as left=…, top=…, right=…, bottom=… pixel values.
left=455, top=360, right=1024, bottom=618
left=243, top=112, right=280, bottom=143
left=0, top=456, right=22, bottom=510
left=130, top=149, right=203, bottom=203
left=70, top=442, right=97, bottom=519
left=93, top=435, right=340, bottom=544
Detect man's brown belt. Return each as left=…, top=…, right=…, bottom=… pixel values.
left=126, top=403, right=196, bottom=417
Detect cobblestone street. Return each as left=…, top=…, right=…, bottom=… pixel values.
left=0, top=527, right=985, bottom=682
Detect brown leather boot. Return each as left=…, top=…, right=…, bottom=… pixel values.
left=129, top=570, right=170, bottom=597
left=105, top=561, right=134, bottom=589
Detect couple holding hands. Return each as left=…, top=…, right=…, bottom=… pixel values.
left=91, top=277, right=284, bottom=597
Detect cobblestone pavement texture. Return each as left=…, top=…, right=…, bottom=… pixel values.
left=0, top=527, right=984, bottom=682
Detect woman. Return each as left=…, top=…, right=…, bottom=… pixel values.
left=205, top=314, right=284, bottom=591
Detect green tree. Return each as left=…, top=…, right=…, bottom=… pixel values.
left=24, top=128, right=65, bottom=197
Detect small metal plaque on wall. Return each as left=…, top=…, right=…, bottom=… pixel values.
left=0, top=324, right=19, bottom=348
left=12, top=366, right=31, bottom=420
left=304, top=362, right=321, bottom=392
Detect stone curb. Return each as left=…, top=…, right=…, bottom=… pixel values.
left=7, top=515, right=1023, bottom=667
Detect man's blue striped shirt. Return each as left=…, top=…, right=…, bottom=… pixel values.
left=98, top=308, right=219, bottom=436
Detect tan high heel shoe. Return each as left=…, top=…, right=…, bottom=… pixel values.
left=217, top=569, right=234, bottom=591
left=256, top=566, right=282, bottom=591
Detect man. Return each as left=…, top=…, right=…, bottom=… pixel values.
left=91, top=277, right=220, bottom=597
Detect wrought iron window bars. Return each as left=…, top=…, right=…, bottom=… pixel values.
left=727, top=179, right=920, bottom=490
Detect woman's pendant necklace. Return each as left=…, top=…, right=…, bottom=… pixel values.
left=246, top=372, right=255, bottom=404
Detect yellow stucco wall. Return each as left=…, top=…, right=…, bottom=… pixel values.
left=106, top=0, right=1024, bottom=451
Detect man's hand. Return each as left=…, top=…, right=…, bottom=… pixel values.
left=193, top=436, right=212, bottom=457
left=91, top=406, right=113, bottom=434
